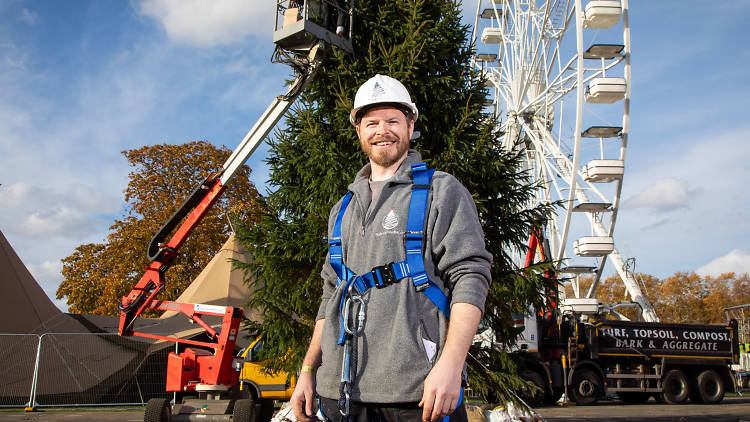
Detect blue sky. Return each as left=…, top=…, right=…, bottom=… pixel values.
left=1, top=1, right=749, bottom=312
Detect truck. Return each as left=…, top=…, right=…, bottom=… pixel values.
left=492, top=231, right=743, bottom=407
left=118, top=2, right=353, bottom=421
left=511, top=298, right=741, bottom=406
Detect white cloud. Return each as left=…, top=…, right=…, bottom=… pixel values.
left=27, top=260, right=63, bottom=282
left=696, top=249, right=750, bottom=278
left=3, top=56, right=26, bottom=69
left=32, top=266, right=68, bottom=313
left=18, top=8, right=39, bottom=25
left=0, top=182, right=120, bottom=238
left=624, top=178, right=700, bottom=213
left=0, top=182, right=119, bottom=213
left=20, top=207, right=93, bottom=238
left=137, top=0, right=275, bottom=47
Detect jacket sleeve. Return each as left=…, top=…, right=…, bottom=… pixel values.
left=428, top=173, right=492, bottom=313
left=316, top=197, right=345, bottom=321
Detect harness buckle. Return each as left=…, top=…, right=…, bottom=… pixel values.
left=372, top=263, right=397, bottom=288
left=404, top=231, right=423, bottom=241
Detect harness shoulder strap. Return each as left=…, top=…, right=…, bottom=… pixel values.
left=329, top=191, right=352, bottom=284
left=407, top=163, right=450, bottom=318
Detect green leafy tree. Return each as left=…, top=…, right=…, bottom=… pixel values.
left=58, top=141, right=261, bottom=315
left=235, top=0, right=553, bottom=404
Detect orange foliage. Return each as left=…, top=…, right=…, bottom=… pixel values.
left=57, top=141, right=262, bottom=315
left=562, top=271, right=750, bottom=323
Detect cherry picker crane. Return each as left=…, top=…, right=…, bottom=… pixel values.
left=117, top=2, right=353, bottom=421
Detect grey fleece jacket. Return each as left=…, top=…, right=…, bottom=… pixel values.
left=315, top=150, right=492, bottom=403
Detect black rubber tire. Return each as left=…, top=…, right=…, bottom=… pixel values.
left=233, top=398, right=255, bottom=422
left=617, top=392, right=651, bottom=404
left=545, top=386, right=565, bottom=405
left=144, top=398, right=171, bottom=422
left=518, top=369, right=546, bottom=407
left=693, top=370, right=724, bottom=404
left=662, top=369, right=689, bottom=404
left=258, top=399, right=275, bottom=422
left=569, top=369, right=601, bottom=405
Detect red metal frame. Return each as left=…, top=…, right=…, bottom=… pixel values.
left=118, top=178, right=225, bottom=336
left=117, top=176, right=244, bottom=391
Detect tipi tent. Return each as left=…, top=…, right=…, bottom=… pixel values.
left=160, top=233, right=258, bottom=321
left=0, top=230, right=257, bottom=407
left=0, top=229, right=66, bottom=334
left=0, top=229, right=143, bottom=405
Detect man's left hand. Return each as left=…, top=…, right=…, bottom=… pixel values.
left=418, top=303, right=482, bottom=422
left=419, top=357, right=463, bottom=422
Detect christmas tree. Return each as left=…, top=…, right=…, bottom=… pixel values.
left=235, top=0, right=554, bottom=404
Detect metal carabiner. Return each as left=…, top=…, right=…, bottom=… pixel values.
left=343, top=295, right=366, bottom=335
left=338, top=379, right=352, bottom=417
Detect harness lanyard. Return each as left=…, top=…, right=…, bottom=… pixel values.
left=328, top=163, right=460, bottom=419
left=338, top=285, right=365, bottom=418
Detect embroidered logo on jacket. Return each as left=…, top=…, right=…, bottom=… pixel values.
left=382, top=208, right=399, bottom=230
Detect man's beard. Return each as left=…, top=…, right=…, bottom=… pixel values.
left=362, top=134, right=409, bottom=168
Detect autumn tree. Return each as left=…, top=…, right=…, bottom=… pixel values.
left=564, top=273, right=661, bottom=321
left=57, top=141, right=261, bottom=315
left=234, top=0, right=553, bottom=404
left=659, top=271, right=750, bottom=324
left=563, top=271, right=750, bottom=323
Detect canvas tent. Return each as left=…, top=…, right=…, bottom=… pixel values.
left=160, top=233, right=258, bottom=321
left=0, top=229, right=144, bottom=405
left=0, top=230, right=258, bottom=406
left=0, top=229, right=66, bottom=334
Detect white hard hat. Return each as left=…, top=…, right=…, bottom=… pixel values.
left=349, top=74, right=419, bottom=125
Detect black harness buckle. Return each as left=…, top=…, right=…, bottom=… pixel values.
left=372, top=263, right=397, bottom=288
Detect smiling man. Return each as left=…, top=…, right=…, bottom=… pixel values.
left=291, top=74, right=491, bottom=422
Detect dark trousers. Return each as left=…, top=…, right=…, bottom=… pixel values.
left=319, top=396, right=468, bottom=422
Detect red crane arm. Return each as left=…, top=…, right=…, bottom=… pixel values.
left=118, top=174, right=226, bottom=336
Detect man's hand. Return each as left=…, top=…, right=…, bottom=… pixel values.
left=292, top=319, right=326, bottom=422
left=419, top=357, right=463, bottom=422
left=419, top=303, right=482, bottom=422
left=291, top=371, right=317, bottom=422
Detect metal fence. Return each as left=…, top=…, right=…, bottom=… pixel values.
left=0, top=332, right=173, bottom=409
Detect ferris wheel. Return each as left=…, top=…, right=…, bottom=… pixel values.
left=470, top=0, right=658, bottom=322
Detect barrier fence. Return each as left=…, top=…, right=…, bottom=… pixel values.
left=0, top=332, right=173, bottom=409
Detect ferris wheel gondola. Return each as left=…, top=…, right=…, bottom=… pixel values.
left=470, top=0, right=658, bottom=322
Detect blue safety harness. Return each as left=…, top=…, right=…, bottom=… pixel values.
left=327, top=162, right=462, bottom=421
left=329, top=163, right=450, bottom=334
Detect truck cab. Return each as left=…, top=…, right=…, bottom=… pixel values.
left=236, top=335, right=296, bottom=421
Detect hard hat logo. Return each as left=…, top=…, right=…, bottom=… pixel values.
left=371, top=82, right=386, bottom=101
left=350, top=74, right=419, bottom=125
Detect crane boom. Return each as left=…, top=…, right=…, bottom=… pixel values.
left=221, top=44, right=323, bottom=186
left=118, top=44, right=325, bottom=337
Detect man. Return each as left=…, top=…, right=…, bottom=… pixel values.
left=291, top=74, right=491, bottom=422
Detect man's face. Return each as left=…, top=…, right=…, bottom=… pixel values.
left=355, top=106, right=413, bottom=169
